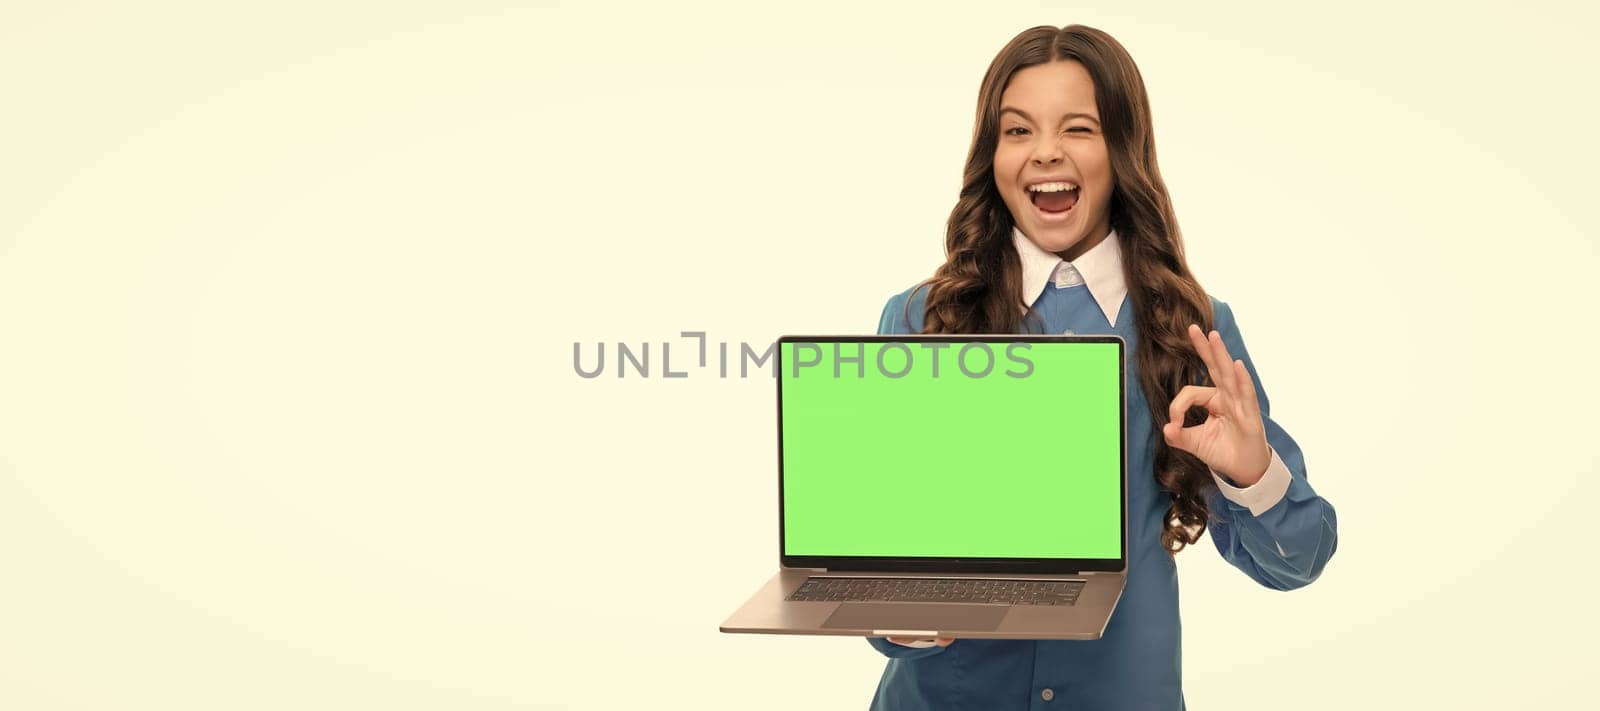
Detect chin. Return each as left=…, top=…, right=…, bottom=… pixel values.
left=1026, top=224, right=1084, bottom=251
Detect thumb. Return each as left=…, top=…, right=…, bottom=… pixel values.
left=1162, top=421, right=1190, bottom=451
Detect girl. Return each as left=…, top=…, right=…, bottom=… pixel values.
left=869, top=25, right=1338, bottom=710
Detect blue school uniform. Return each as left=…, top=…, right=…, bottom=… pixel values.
left=865, top=228, right=1338, bottom=710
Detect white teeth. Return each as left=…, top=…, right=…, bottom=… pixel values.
left=1027, top=182, right=1078, bottom=193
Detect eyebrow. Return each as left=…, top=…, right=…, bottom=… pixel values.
left=999, top=106, right=1100, bottom=125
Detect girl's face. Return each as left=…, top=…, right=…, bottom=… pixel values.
left=993, top=60, right=1114, bottom=261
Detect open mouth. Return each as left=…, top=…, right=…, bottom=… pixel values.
left=1027, top=182, right=1080, bottom=220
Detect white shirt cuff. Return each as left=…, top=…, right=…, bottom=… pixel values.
left=1211, top=446, right=1291, bottom=517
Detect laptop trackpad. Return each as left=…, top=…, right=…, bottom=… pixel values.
left=822, top=603, right=1007, bottom=632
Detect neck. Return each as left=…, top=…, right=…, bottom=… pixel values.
left=1055, top=220, right=1112, bottom=262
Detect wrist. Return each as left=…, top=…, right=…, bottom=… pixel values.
left=1223, top=445, right=1272, bottom=487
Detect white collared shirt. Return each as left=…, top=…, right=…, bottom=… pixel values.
left=1011, top=226, right=1292, bottom=514
left=1013, top=226, right=1128, bottom=328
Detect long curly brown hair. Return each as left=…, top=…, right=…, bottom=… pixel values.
left=915, top=25, right=1218, bottom=554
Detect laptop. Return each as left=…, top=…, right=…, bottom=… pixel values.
left=720, top=334, right=1128, bottom=641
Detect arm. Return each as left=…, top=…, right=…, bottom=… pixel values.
left=863, top=289, right=949, bottom=660
left=1204, top=300, right=1339, bottom=591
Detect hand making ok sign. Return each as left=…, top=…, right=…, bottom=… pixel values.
left=1161, top=324, right=1272, bottom=487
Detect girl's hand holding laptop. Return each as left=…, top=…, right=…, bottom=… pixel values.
left=887, top=636, right=955, bottom=648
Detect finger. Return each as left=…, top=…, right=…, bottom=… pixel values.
left=935, top=637, right=955, bottom=647
left=887, top=636, right=938, bottom=648
left=1162, top=419, right=1206, bottom=454
left=1232, top=358, right=1262, bottom=419
left=1186, top=324, right=1225, bottom=387
left=1164, top=386, right=1221, bottom=454
left=1206, top=328, right=1237, bottom=392
left=1167, top=384, right=1220, bottom=428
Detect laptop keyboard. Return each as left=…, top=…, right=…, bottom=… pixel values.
left=787, top=577, right=1085, bottom=606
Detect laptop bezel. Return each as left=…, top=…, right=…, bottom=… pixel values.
left=775, top=334, right=1129, bottom=575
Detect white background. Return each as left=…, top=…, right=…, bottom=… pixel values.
left=2, top=1, right=1595, bottom=708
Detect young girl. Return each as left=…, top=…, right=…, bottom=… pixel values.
left=868, top=25, right=1338, bottom=709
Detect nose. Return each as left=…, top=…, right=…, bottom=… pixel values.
left=1030, top=136, right=1064, bottom=166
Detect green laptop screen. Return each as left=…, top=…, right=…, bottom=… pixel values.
left=780, top=339, right=1122, bottom=559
